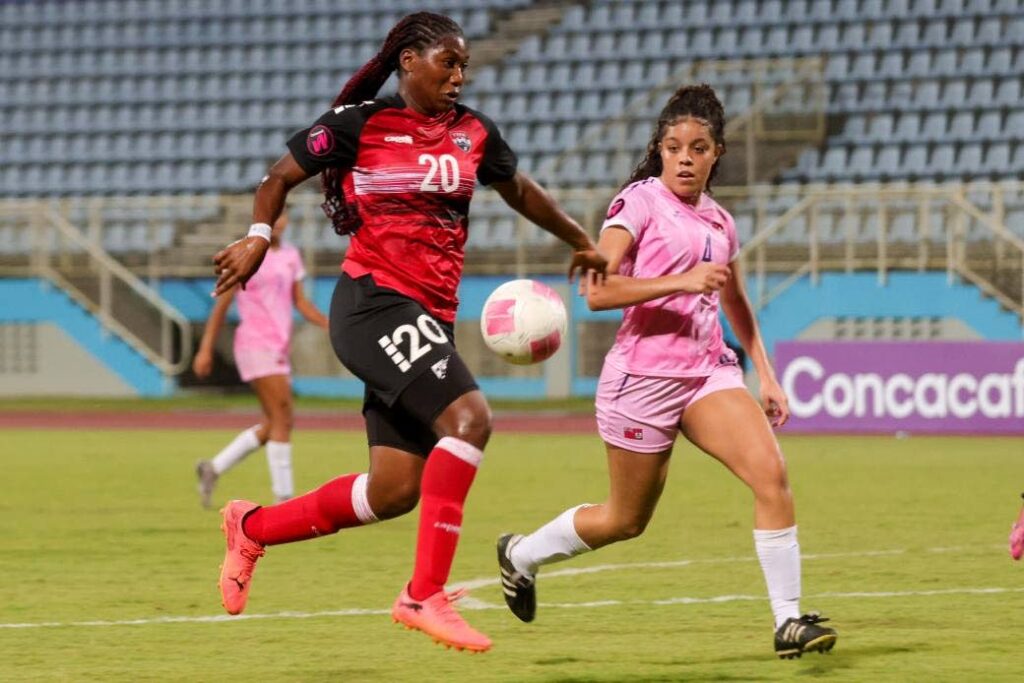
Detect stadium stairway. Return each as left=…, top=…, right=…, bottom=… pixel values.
left=0, top=278, right=172, bottom=396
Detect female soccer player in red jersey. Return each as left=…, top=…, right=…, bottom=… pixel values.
left=193, top=211, right=327, bottom=509
left=209, top=12, right=607, bottom=652
left=495, top=85, right=837, bottom=659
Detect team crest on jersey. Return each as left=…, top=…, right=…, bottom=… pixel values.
left=450, top=131, right=471, bottom=152
left=606, top=198, right=625, bottom=219
left=307, top=125, right=335, bottom=156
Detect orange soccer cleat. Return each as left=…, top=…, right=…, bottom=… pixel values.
left=391, top=585, right=492, bottom=652
left=218, top=500, right=265, bottom=615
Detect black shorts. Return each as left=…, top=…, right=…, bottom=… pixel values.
left=329, top=273, right=479, bottom=456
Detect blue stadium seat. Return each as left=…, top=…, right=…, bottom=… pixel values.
left=820, top=147, right=848, bottom=180
left=984, top=143, right=1011, bottom=174
left=995, top=79, right=1021, bottom=105
left=950, top=111, right=975, bottom=138
left=930, top=145, right=956, bottom=177
left=920, top=111, right=947, bottom=141
left=869, top=113, right=895, bottom=139
left=868, top=21, right=893, bottom=48
left=841, top=115, right=867, bottom=141
left=876, top=147, right=901, bottom=179
left=1008, top=110, right=1024, bottom=137
left=915, top=80, right=941, bottom=108
left=958, top=143, right=984, bottom=175
left=895, top=112, right=921, bottom=141
left=977, top=111, right=1003, bottom=139
left=903, top=144, right=929, bottom=176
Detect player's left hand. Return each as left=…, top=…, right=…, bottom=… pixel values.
left=760, top=377, right=790, bottom=428
left=212, top=236, right=269, bottom=296
left=569, top=247, right=608, bottom=284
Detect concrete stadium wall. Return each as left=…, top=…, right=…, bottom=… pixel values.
left=158, top=272, right=1022, bottom=399
left=0, top=279, right=172, bottom=396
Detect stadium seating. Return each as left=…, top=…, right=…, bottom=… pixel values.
left=0, top=0, right=1021, bottom=250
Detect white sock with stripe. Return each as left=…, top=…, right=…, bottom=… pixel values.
left=210, top=425, right=261, bottom=474
left=754, top=525, right=802, bottom=629
left=509, top=504, right=592, bottom=578
left=265, top=441, right=294, bottom=501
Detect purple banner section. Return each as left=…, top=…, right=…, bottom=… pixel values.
left=775, top=341, right=1024, bottom=434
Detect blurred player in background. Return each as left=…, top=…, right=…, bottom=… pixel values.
left=1010, top=493, right=1024, bottom=560
left=207, top=12, right=607, bottom=652
left=193, top=211, right=327, bottom=508
left=496, top=85, right=838, bottom=659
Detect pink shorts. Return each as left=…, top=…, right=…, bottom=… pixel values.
left=233, top=346, right=291, bottom=383
left=595, top=362, right=747, bottom=453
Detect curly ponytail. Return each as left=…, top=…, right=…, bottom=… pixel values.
left=623, top=84, right=726, bottom=192
left=321, top=12, right=464, bottom=235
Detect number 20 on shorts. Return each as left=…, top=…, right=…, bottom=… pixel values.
left=378, top=314, right=449, bottom=372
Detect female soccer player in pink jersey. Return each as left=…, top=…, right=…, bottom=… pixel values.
left=1010, top=493, right=1024, bottom=560
left=193, top=211, right=327, bottom=508
left=496, top=85, right=838, bottom=659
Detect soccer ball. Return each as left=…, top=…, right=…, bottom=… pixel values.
left=480, top=279, right=568, bottom=365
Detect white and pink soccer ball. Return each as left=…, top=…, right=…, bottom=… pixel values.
left=480, top=279, right=568, bottom=365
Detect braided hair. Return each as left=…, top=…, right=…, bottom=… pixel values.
left=623, top=84, right=726, bottom=192
left=321, top=12, right=464, bottom=235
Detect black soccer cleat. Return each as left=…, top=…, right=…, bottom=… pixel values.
left=774, top=613, right=838, bottom=659
left=497, top=533, right=536, bottom=623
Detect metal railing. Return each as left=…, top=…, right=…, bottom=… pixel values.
left=3, top=180, right=1021, bottom=321
left=1, top=200, right=193, bottom=375
left=728, top=181, right=1024, bottom=318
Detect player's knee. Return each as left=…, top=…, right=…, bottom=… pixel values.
left=608, top=515, right=650, bottom=542
left=751, top=464, right=792, bottom=509
left=436, top=404, right=492, bottom=449
left=373, top=480, right=420, bottom=519
left=268, top=412, right=293, bottom=437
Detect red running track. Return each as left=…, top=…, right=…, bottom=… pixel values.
left=0, top=410, right=597, bottom=434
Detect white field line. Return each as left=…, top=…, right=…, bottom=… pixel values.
left=0, top=545, right=1011, bottom=630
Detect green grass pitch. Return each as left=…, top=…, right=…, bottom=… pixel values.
left=1, top=428, right=1022, bottom=681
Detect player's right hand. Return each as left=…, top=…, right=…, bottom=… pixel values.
left=678, top=263, right=730, bottom=294
left=568, top=247, right=609, bottom=284
left=192, top=350, right=213, bottom=379
left=212, top=236, right=269, bottom=296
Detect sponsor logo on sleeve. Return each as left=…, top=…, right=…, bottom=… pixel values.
left=306, top=125, right=335, bottom=156
left=606, top=198, right=625, bottom=219
left=450, top=131, right=472, bottom=152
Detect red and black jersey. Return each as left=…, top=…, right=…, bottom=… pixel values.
left=288, top=94, right=517, bottom=323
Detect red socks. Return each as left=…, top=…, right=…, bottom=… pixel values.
left=237, top=435, right=483, bottom=601
left=408, top=437, right=483, bottom=601
left=242, top=473, right=375, bottom=545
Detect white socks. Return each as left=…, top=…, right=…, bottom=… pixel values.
left=753, top=525, right=802, bottom=629
left=351, top=473, right=378, bottom=524
left=510, top=504, right=592, bottom=578
left=210, top=425, right=261, bottom=474
left=265, top=441, right=294, bottom=501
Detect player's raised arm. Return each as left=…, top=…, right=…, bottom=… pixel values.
left=212, top=153, right=311, bottom=296
left=583, top=226, right=731, bottom=311
left=491, top=171, right=608, bottom=282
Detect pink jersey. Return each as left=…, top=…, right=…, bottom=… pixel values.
left=600, top=177, right=740, bottom=377
left=233, top=242, right=306, bottom=354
